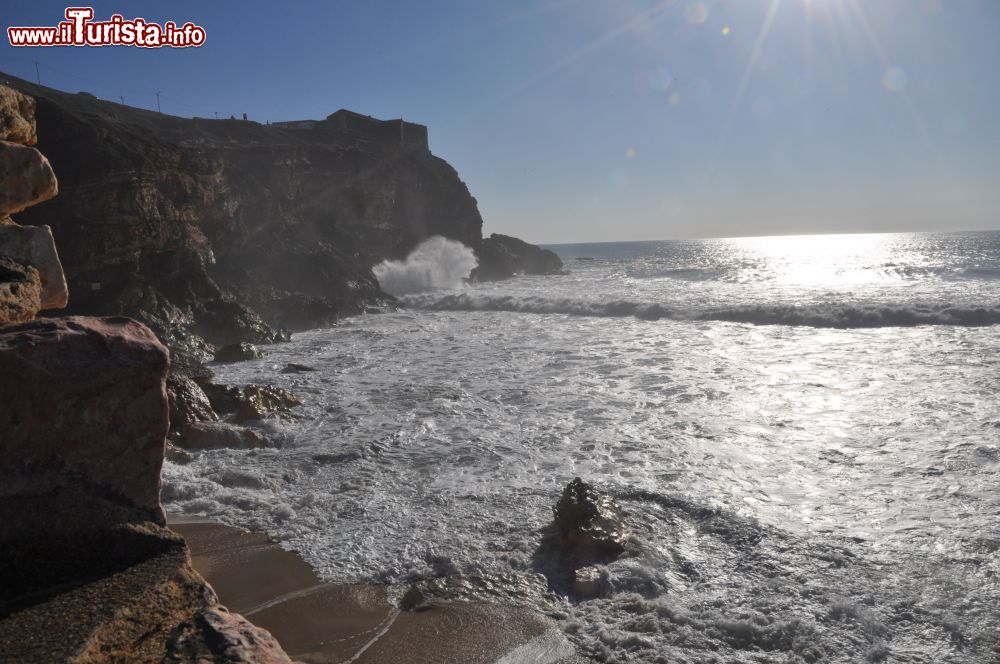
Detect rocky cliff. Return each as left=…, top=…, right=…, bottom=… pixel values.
left=1, top=73, right=560, bottom=357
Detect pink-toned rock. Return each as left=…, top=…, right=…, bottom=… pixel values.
left=0, top=223, right=68, bottom=309
left=166, top=607, right=295, bottom=664
left=0, top=86, right=37, bottom=145
left=0, top=140, right=57, bottom=214
left=0, top=316, right=169, bottom=522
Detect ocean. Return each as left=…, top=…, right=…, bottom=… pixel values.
left=165, top=231, right=1000, bottom=662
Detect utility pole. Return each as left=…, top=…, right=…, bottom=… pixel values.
left=120, top=95, right=125, bottom=105
left=214, top=111, right=218, bottom=120
left=155, top=91, right=161, bottom=113
left=33, top=61, right=40, bottom=85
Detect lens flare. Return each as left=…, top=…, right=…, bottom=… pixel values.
left=881, top=66, right=907, bottom=93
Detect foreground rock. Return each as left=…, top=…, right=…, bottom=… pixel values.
left=0, top=140, right=57, bottom=214
left=0, top=316, right=169, bottom=522
left=473, top=233, right=564, bottom=281
left=0, top=223, right=68, bottom=309
left=0, top=85, right=37, bottom=145
left=0, top=256, right=40, bottom=324
left=553, top=477, right=628, bottom=559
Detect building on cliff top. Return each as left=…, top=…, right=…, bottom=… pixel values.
left=274, top=109, right=429, bottom=152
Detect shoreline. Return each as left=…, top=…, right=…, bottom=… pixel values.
left=168, top=515, right=581, bottom=664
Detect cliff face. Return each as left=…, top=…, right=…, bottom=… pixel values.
left=2, top=74, right=487, bottom=354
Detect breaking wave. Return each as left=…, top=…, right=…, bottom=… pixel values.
left=373, top=236, right=478, bottom=296
left=401, top=293, right=1000, bottom=328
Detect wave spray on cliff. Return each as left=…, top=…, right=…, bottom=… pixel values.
left=373, top=236, right=478, bottom=295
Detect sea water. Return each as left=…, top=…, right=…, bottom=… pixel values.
left=165, top=231, right=1000, bottom=662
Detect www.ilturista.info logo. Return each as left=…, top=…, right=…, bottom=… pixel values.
left=7, top=7, right=206, bottom=48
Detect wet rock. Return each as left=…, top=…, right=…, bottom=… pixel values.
left=472, top=233, right=564, bottom=281
left=573, top=566, right=608, bottom=600
left=169, top=346, right=215, bottom=384
left=165, top=606, right=294, bottom=664
left=194, top=299, right=283, bottom=347
left=0, top=223, right=68, bottom=309
left=233, top=384, right=302, bottom=423
left=553, top=478, right=628, bottom=558
left=179, top=422, right=273, bottom=450
left=0, top=140, right=57, bottom=215
left=399, top=585, right=426, bottom=611
left=165, top=443, right=194, bottom=464
left=0, top=256, right=40, bottom=325
left=0, top=316, right=169, bottom=522
left=167, top=374, right=217, bottom=429
left=0, top=85, right=37, bottom=145
left=202, top=382, right=242, bottom=414
left=281, top=362, right=316, bottom=373
left=214, top=342, right=263, bottom=363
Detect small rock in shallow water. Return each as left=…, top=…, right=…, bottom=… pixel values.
left=399, top=585, right=425, bottom=611
left=213, top=342, right=262, bottom=363
left=281, top=362, right=316, bottom=373
left=553, top=477, right=628, bottom=558
left=178, top=422, right=273, bottom=450
left=233, top=384, right=302, bottom=423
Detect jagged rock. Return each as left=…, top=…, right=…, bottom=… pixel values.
left=169, top=346, right=215, bottom=384
left=202, top=382, right=242, bottom=414
left=399, top=585, right=426, bottom=611
left=553, top=478, right=628, bottom=558
left=233, top=384, right=302, bottom=423
left=0, top=223, right=68, bottom=309
left=573, top=566, right=610, bottom=600
left=0, top=85, right=37, bottom=145
left=194, top=299, right=283, bottom=347
left=0, top=140, right=57, bottom=215
left=167, top=374, right=217, bottom=429
left=473, top=233, right=564, bottom=281
left=0, top=256, right=40, bottom=325
left=214, top=342, right=263, bottom=363
left=0, top=316, right=169, bottom=522
left=179, top=422, right=273, bottom=450
left=165, top=607, right=293, bottom=664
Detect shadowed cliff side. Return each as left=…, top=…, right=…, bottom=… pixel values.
left=2, top=73, right=511, bottom=355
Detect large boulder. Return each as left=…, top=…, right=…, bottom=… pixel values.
left=0, top=223, right=68, bottom=309
left=179, top=422, right=273, bottom=450
left=214, top=341, right=263, bottom=363
left=472, top=233, right=563, bottom=281
left=0, top=85, right=37, bottom=145
left=233, top=384, right=302, bottom=423
left=0, top=140, right=57, bottom=214
left=0, top=316, right=169, bottom=522
left=552, top=478, right=628, bottom=558
left=0, top=256, right=40, bottom=325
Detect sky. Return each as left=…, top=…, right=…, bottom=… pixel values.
left=1, top=0, right=998, bottom=243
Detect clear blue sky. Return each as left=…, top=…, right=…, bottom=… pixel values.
left=2, top=0, right=998, bottom=243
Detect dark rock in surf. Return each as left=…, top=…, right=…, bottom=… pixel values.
left=281, top=362, right=316, bottom=373
left=178, top=422, right=273, bottom=450
left=213, top=342, right=262, bottom=363
left=553, top=478, right=628, bottom=558
left=472, top=233, right=564, bottom=281
left=202, top=383, right=242, bottom=414
left=167, top=375, right=217, bottom=429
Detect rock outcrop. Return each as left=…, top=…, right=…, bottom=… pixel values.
left=473, top=233, right=564, bottom=281
left=553, top=477, right=629, bottom=558
left=0, top=256, right=40, bottom=325
left=1, top=73, right=562, bottom=354
left=0, top=86, right=295, bottom=663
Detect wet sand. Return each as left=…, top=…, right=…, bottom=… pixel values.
left=170, top=517, right=579, bottom=663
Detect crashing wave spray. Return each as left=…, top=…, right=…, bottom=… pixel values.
left=373, top=236, right=478, bottom=296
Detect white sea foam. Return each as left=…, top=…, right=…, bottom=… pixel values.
left=373, top=236, right=477, bottom=295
